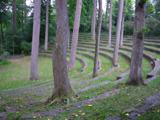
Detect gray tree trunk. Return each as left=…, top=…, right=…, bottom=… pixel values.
left=108, top=0, right=112, bottom=47
left=113, top=0, right=124, bottom=66
left=91, top=0, right=97, bottom=40
left=69, top=0, right=83, bottom=68
left=120, top=14, right=124, bottom=47
left=12, top=0, right=16, bottom=33
left=44, top=0, right=49, bottom=51
left=93, top=0, right=102, bottom=78
left=30, top=0, right=41, bottom=80
left=120, top=2, right=125, bottom=47
left=12, top=0, right=16, bottom=55
left=128, top=0, right=146, bottom=85
left=0, top=24, right=4, bottom=52
left=105, top=0, right=109, bottom=17
left=48, top=0, right=74, bottom=101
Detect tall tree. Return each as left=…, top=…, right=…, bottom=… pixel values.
left=120, top=5, right=125, bottom=47
left=108, top=0, right=112, bottom=47
left=12, top=0, right=16, bottom=32
left=119, top=13, right=125, bottom=47
left=106, top=0, right=109, bottom=17
left=44, top=0, right=49, bottom=51
left=47, top=0, right=74, bottom=103
left=91, top=0, right=97, bottom=40
left=93, top=0, right=102, bottom=78
left=0, top=24, right=3, bottom=52
left=12, top=0, right=17, bottom=54
left=30, top=0, right=41, bottom=80
left=128, top=0, right=146, bottom=85
left=69, top=0, right=83, bottom=68
left=113, top=0, right=124, bottom=66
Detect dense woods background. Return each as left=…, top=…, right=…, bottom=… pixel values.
left=0, top=0, right=159, bottom=55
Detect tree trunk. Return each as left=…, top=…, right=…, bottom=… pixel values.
left=120, top=2, right=125, bottom=47
left=91, top=0, right=97, bottom=40
left=12, top=0, right=16, bottom=32
left=93, top=0, right=102, bottom=78
left=12, top=0, right=16, bottom=55
left=105, top=0, right=109, bottom=27
left=105, top=0, right=109, bottom=17
left=128, top=0, right=146, bottom=85
left=0, top=24, right=4, bottom=52
left=120, top=13, right=124, bottom=47
left=108, top=0, right=112, bottom=47
left=44, top=0, right=49, bottom=51
left=113, top=0, right=124, bottom=66
left=48, top=0, right=74, bottom=102
left=30, top=0, right=41, bottom=80
left=69, top=0, right=83, bottom=68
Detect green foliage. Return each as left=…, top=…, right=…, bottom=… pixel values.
left=20, top=41, right=31, bottom=55
left=124, top=21, right=133, bottom=35
left=145, top=17, right=160, bottom=36
left=7, top=112, right=21, bottom=120
left=0, top=59, right=10, bottom=66
left=68, top=0, right=93, bottom=32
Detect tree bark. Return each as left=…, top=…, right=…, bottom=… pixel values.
left=120, top=12, right=124, bottom=47
left=30, top=0, right=41, bottom=80
left=69, top=0, right=83, bottom=68
left=106, top=0, right=109, bottom=17
left=120, top=2, right=125, bottom=47
left=113, top=0, right=124, bottom=66
left=0, top=24, right=4, bottom=52
left=12, top=0, right=16, bottom=33
left=48, top=0, right=74, bottom=102
left=91, top=0, right=97, bottom=40
left=12, top=0, right=16, bottom=55
left=44, top=0, right=49, bottom=51
left=108, top=0, right=112, bottom=47
left=93, top=0, right=102, bottom=78
left=128, top=0, right=146, bottom=85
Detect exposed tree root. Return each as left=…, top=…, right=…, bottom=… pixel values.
left=126, top=79, right=146, bottom=86
left=45, top=92, right=77, bottom=105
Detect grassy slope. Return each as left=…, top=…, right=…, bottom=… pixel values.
left=0, top=37, right=159, bottom=119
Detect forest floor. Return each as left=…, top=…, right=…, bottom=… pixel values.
left=0, top=35, right=160, bottom=120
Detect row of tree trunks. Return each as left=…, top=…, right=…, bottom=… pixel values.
left=93, top=0, right=103, bottom=78
left=69, top=0, right=83, bottom=69
left=113, top=0, right=124, bottom=66
left=28, top=0, right=147, bottom=103
left=30, top=0, right=41, bottom=80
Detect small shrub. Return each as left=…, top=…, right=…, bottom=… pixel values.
left=20, top=41, right=31, bottom=55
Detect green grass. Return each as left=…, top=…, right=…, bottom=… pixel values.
left=54, top=77, right=160, bottom=120
left=0, top=35, right=160, bottom=120
left=137, top=106, right=160, bottom=120
left=0, top=56, right=81, bottom=91
left=0, top=59, right=10, bottom=66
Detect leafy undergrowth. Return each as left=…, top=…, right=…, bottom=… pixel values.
left=0, top=59, right=10, bottom=66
